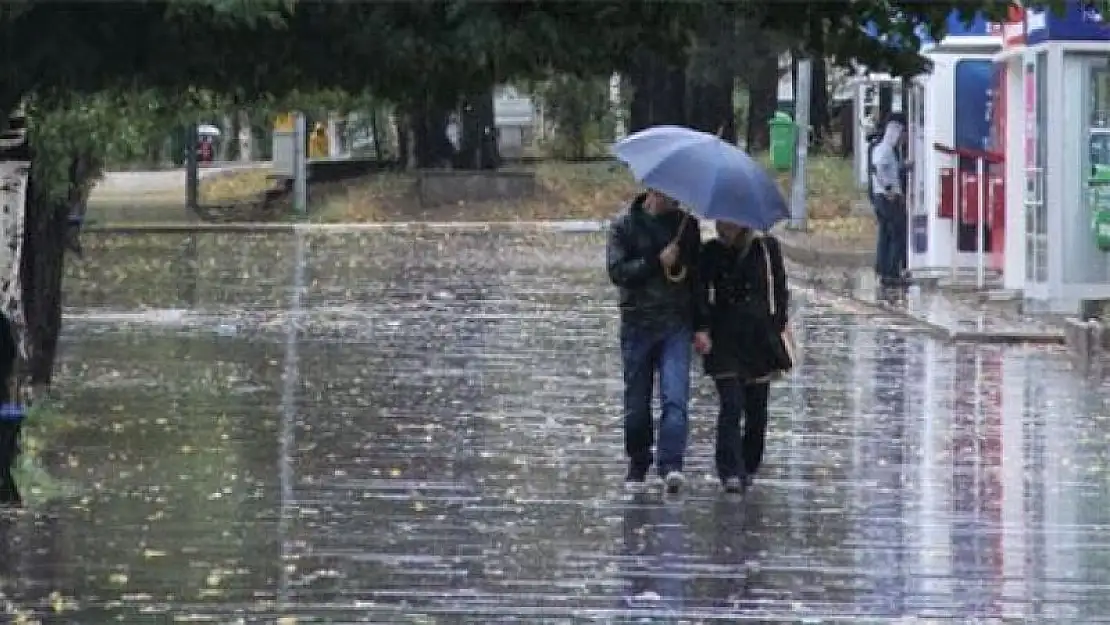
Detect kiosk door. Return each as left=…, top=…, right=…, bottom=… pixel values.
left=1023, top=52, right=1048, bottom=286
left=907, top=82, right=928, bottom=255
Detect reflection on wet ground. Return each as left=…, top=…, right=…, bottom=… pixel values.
left=792, top=262, right=1066, bottom=341
left=2, top=230, right=1108, bottom=622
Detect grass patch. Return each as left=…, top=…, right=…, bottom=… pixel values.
left=13, top=398, right=80, bottom=505
left=199, top=168, right=275, bottom=204
left=760, top=154, right=863, bottom=220
left=176, top=154, right=866, bottom=234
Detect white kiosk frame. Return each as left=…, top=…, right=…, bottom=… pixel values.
left=906, top=38, right=1002, bottom=279
left=997, top=40, right=1110, bottom=313
left=849, top=74, right=903, bottom=190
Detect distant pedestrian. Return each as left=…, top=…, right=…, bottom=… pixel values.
left=871, top=115, right=909, bottom=287
left=700, top=222, right=791, bottom=494
left=607, top=189, right=711, bottom=494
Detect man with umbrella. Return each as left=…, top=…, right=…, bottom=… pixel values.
left=610, top=125, right=791, bottom=495
left=607, top=188, right=711, bottom=494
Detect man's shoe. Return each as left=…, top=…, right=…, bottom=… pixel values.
left=664, top=471, right=685, bottom=494
left=625, top=465, right=648, bottom=493
left=723, top=476, right=744, bottom=494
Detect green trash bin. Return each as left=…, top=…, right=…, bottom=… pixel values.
left=768, top=111, right=796, bottom=172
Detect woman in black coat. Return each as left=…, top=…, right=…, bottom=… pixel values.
left=700, top=221, right=789, bottom=494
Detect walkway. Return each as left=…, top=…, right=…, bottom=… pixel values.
left=1, top=228, right=1106, bottom=622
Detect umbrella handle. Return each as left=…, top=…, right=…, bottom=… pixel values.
left=664, top=212, right=691, bottom=283
left=671, top=212, right=690, bottom=246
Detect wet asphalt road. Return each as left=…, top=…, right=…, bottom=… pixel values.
left=2, top=230, right=1109, bottom=623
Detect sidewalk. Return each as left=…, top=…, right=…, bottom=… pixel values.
left=775, top=224, right=1068, bottom=346
left=77, top=216, right=1072, bottom=347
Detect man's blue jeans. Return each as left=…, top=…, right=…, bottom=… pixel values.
left=620, top=323, right=693, bottom=478
left=873, top=194, right=908, bottom=281
left=871, top=193, right=889, bottom=276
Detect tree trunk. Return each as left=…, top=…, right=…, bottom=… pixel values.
left=658, top=64, right=687, bottom=126
left=395, top=113, right=411, bottom=169
left=22, top=152, right=95, bottom=387
left=878, top=83, right=893, bottom=124
left=810, top=61, right=830, bottom=150
left=456, top=87, right=500, bottom=170
left=627, top=50, right=689, bottom=132
left=370, top=110, right=384, bottom=162
left=687, top=78, right=734, bottom=141
left=408, top=92, right=455, bottom=169
left=237, top=110, right=253, bottom=162
left=686, top=16, right=736, bottom=142
left=806, top=11, right=830, bottom=152
left=791, top=53, right=799, bottom=114
left=627, top=50, right=653, bottom=133
left=745, top=56, right=779, bottom=151
left=218, top=115, right=233, bottom=162
left=839, top=101, right=854, bottom=158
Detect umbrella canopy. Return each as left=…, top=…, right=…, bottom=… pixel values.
left=613, top=125, right=789, bottom=231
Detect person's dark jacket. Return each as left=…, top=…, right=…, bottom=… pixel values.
left=701, top=234, right=788, bottom=380
left=606, top=194, right=709, bottom=332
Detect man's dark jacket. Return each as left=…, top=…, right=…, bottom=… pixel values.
left=606, top=194, right=709, bottom=332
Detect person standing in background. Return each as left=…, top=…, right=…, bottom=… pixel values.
left=870, top=114, right=909, bottom=287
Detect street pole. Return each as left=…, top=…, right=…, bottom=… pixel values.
left=789, top=56, right=813, bottom=230
left=185, top=124, right=199, bottom=214
left=293, top=112, right=308, bottom=216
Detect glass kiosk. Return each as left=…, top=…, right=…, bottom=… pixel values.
left=1015, top=3, right=1110, bottom=313
left=903, top=14, right=1003, bottom=278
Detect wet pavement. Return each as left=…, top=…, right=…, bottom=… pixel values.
left=791, top=262, right=1068, bottom=344
left=2, top=229, right=1109, bottom=622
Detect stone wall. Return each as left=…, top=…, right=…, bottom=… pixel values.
left=416, top=170, right=537, bottom=208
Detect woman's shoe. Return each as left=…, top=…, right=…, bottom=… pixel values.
left=664, top=471, right=685, bottom=494
left=723, top=476, right=745, bottom=494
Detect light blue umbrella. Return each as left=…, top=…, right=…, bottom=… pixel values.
left=613, top=125, right=789, bottom=231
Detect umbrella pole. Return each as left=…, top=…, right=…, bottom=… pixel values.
left=664, top=212, right=691, bottom=283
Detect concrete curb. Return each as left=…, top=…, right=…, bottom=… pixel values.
left=776, top=234, right=875, bottom=269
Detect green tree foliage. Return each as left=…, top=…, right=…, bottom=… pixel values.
left=0, top=0, right=1073, bottom=385
left=535, top=75, right=613, bottom=160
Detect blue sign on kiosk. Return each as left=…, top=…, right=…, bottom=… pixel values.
left=1026, top=2, right=1110, bottom=43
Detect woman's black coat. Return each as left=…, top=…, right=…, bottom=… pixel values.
left=700, top=235, right=789, bottom=380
